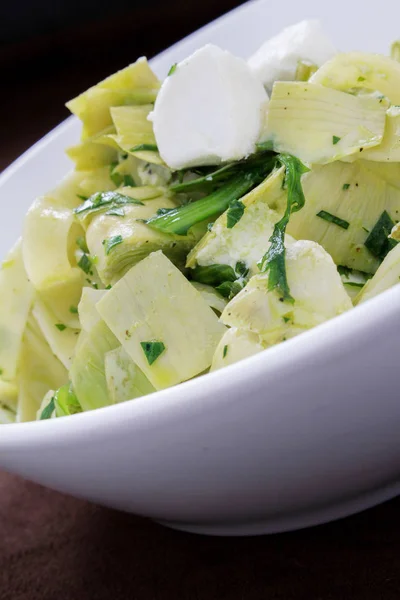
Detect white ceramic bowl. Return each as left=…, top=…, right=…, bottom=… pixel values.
left=1, top=0, right=400, bottom=536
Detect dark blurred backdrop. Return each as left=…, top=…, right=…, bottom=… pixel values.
left=0, top=0, right=245, bottom=171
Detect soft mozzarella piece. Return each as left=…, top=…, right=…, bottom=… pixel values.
left=248, top=20, right=336, bottom=92
left=150, top=44, right=268, bottom=169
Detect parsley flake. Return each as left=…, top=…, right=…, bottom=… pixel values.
left=140, top=341, right=166, bottom=365
left=102, top=235, right=123, bottom=255
left=226, top=199, right=245, bottom=229
left=317, top=210, right=350, bottom=230
left=55, top=323, right=67, bottom=331
left=168, top=63, right=177, bottom=76
left=332, top=136, right=341, bottom=145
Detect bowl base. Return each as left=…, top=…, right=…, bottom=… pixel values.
left=156, top=480, right=400, bottom=536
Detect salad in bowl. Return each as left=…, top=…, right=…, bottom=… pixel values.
left=2, top=19, right=400, bottom=425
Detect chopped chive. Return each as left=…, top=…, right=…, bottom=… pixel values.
left=226, top=199, right=245, bottom=229
left=191, top=264, right=236, bottom=286
left=317, top=210, right=350, bottom=230
left=342, top=183, right=350, bottom=190
left=332, top=136, right=341, bottom=145
left=130, top=144, right=158, bottom=153
left=140, top=341, right=166, bottom=365
left=76, top=194, right=88, bottom=201
left=102, top=235, right=124, bottom=255
left=362, top=226, right=370, bottom=233
left=223, top=345, right=228, bottom=358
left=55, top=323, right=67, bottom=331
left=168, top=63, right=177, bottom=76
left=69, top=306, right=78, bottom=314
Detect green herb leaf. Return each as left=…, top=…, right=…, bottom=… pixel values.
left=364, top=210, right=398, bottom=260
left=69, top=306, right=78, bottom=314
left=235, top=261, right=249, bottom=278
left=77, top=253, right=92, bottom=275
left=191, top=264, right=236, bottom=286
left=207, top=222, right=214, bottom=232
left=147, top=161, right=274, bottom=235
left=74, top=191, right=144, bottom=217
left=40, top=396, right=55, bottom=420
left=357, top=76, right=366, bottom=82
left=316, top=210, right=350, bottom=230
left=226, top=199, right=245, bottom=229
left=140, top=341, right=166, bottom=365
left=257, top=153, right=309, bottom=303
left=55, top=323, right=67, bottom=331
left=130, top=144, right=158, bottom=153
left=223, top=345, right=228, bottom=358
left=337, top=265, right=352, bottom=278
left=76, top=194, right=88, bottom=201
left=332, top=136, right=341, bottom=145
left=168, top=63, right=177, bottom=76
left=342, top=183, right=350, bottom=190
left=110, top=161, right=123, bottom=186
left=102, top=235, right=124, bottom=255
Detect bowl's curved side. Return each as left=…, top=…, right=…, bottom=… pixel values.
left=1, top=286, right=399, bottom=529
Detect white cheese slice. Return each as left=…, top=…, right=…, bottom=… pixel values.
left=150, top=44, right=268, bottom=169
left=248, top=20, right=336, bottom=92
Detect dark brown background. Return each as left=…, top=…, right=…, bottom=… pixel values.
left=1, top=2, right=400, bottom=598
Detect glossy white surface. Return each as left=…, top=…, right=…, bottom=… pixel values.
left=1, top=0, right=399, bottom=535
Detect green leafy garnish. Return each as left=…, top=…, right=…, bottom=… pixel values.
left=168, top=63, right=178, bottom=76
left=256, top=140, right=274, bottom=152
left=215, top=280, right=244, bottom=299
left=146, top=159, right=275, bottom=236
left=55, top=323, right=67, bottom=331
left=69, top=306, right=78, bottom=314
left=223, top=345, right=228, bottom=358
left=342, top=183, right=350, bottom=190
left=140, top=341, right=166, bottom=365
left=364, top=210, right=398, bottom=260
left=332, top=136, right=341, bottom=145
left=40, top=396, right=55, bottom=420
left=74, top=191, right=144, bottom=217
left=235, top=261, right=249, bottom=278
left=76, top=194, right=88, bottom=202
left=258, top=153, right=309, bottom=303
left=77, top=253, right=93, bottom=275
left=357, top=76, right=366, bottom=82
left=226, top=199, right=245, bottom=229
left=130, top=144, right=158, bottom=153
left=102, top=235, right=124, bottom=255
left=123, top=174, right=136, bottom=187
left=316, top=210, right=350, bottom=230
left=337, top=265, right=352, bottom=278
left=344, top=281, right=364, bottom=288
left=109, top=162, right=123, bottom=186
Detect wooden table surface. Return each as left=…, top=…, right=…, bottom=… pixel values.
left=1, top=3, right=400, bottom=598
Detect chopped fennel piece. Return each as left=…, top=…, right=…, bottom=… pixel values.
left=69, top=320, right=119, bottom=411
left=355, top=242, right=400, bottom=304
left=211, top=327, right=264, bottom=371
left=221, top=240, right=352, bottom=347
left=0, top=240, right=34, bottom=381
left=102, top=105, right=163, bottom=165
left=17, top=315, right=68, bottom=423
left=86, top=195, right=197, bottom=285
left=354, top=106, right=400, bottom=162
left=248, top=20, right=336, bottom=92
left=150, top=44, right=267, bottom=169
left=53, top=384, right=82, bottom=417
left=96, top=251, right=226, bottom=390
left=104, top=346, right=155, bottom=403
left=265, top=82, right=386, bottom=164
left=23, top=195, right=85, bottom=291
left=186, top=166, right=288, bottom=272
left=282, top=161, right=400, bottom=273
left=32, top=297, right=79, bottom=369
left=66, top=58, right=160, bottom=140
left=310, top=52, right=400, bottom=104
left=67, top=137, right=117, bottom=171
left=0, top=402, right=16, bottom=424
